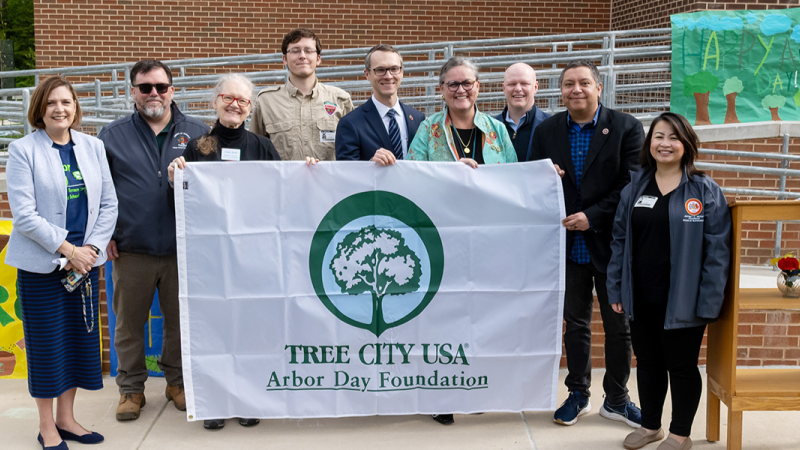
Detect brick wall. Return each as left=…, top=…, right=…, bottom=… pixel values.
left=700, top=137, right=800, bottom=265
left=34, top=0, right=612, bottom=70
left=612, top=0, right=800, bottom=30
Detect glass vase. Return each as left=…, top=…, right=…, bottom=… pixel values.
left=777, top=272, right=800, bottom=298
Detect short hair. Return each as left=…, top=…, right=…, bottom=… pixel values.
left=282, top=28, right=322, bottom=56
left=211, top=73, right=256, bottom=105
left=558, top=60, right=601, bottom=88
left=364, top=44, right=403, bottom=71
left=130, top=59, right=173, bottom=85
left=438, top=57, right=479, bottom=85
left=28, top=76, right=82, bottom=130
left=640, top=112, right=704, bottom=178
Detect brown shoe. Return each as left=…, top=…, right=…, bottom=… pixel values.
left=656, top=436, right=692, bottom=450
left=624, top=428, right=665, bottom=449
left=116, top=393, right=146, bottom=421
left=165, top=384, right=186, bottom=411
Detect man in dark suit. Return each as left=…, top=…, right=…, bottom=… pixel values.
left=530, top=60, right=644, bottom=428
left=494, top=63, right=550, bottom=162
left=335, top=44, right=425, bottom=165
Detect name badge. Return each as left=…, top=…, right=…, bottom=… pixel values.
left=320, top=130, right=336, bottom=142
left=634, top=195, right=658, bottom=208
left=221, top=148, right=241, bottom=161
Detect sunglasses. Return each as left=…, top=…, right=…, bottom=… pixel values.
left=133, top=83, right=171, bottom=94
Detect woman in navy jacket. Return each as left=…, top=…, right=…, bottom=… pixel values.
left=607, top=113, right=731, bottom=450
left=6, top=76, right=117, bottom=449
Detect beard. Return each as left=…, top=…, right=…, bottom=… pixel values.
left=139, top=100, right=168, bottom=119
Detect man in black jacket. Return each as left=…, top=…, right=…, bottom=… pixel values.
left=493, top=63, right=550, bottom=163
left=99, top=60, right=210, bottom=421
left=530, top=60, right=644, bottom=428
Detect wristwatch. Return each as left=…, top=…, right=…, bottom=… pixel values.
left=89, top=245, right=101, bottom=254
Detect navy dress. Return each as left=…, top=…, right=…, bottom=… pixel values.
left=17, top=141, right=102, bottom=398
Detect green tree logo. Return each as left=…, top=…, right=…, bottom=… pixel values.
left=310, top=191, right=443, bottom=336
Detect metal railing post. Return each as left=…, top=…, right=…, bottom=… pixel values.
left=426, top=50, right=436, bottom=116
left=549, top=43, right=559, bottom=111
left=774, top=133, right=790, bottom=260
left=95, top=79, right=103, bottom=135
left=34, top=74, right=39, bottom=87
left=112, top=69, right=119, bottom=99
left=180, top=66, right=187, bottom=111
left=606, top=34, right=616, bottom=110
left=22, top=88, right=31, bottom=135
left=124, top=67, right=132, bottom=110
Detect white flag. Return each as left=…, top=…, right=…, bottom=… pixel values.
left=175, top=160, right=565, bottom=420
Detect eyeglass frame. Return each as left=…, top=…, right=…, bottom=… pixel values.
left=217, top=94, right=252, bottom=107
left=286, top=47, right=318, bottom=55
left=443, top=80, right=477, bottom=92
left=132, top=83, right=172, bottom=95
left=370, top=66, right=403, bottom=77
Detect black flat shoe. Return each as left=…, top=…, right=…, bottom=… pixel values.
left=431, top=414, right=454, bottom=425
left=56, top=426, right=104, bottom=444
left=238, top=418, right=260, bottom=427
left=37, top=433, right=68, bottom=450
left=204, top=419, right=225, bottom=429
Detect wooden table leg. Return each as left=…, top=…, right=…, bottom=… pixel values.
left=706, top=388, right=720, bottom=442
left=727, top=409, right=743, bottom=450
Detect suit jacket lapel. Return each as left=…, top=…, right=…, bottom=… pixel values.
left=363, top=100, right=393, bottom=150
left=584, top=106, right=611, bottom=174
left=400, top=101, right=419, bottom=140
left=555, top=114, right=577, bottom=186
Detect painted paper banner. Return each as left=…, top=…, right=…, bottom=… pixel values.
left=0, top=220, right=25, bottom=379
left=106, top=262, right=165, bottom=378
left=671, top=7, right=800, bottom=125
left=175, top=160, right=565, bottom=420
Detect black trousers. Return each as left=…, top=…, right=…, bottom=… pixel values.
left=630, top=298, right=706, bottom=437
left=564, top=261, right=632, bottom=405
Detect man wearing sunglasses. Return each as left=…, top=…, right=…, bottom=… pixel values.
left=250, top=28, right=353, bottom=161
left=334, top=44, right=425, bottom=165
left=98, top=59, right=210, bottom=422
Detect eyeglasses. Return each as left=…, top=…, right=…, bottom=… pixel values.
left=444, top=80, right=476, bottom=92
left=217, top=94, right=252, bottom=107
left=133, top=83, right=171, bottom=95
left=371, top=66, right=403, bottom=76
left=286, top=47, right=318, bottom=55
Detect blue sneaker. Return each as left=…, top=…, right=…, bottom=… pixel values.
left=599, top=399, right=642, bottom=428
left=553, top=391, right=591, bottom=426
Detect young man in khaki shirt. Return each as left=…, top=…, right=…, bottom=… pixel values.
left=250, top=28, right=354, bottom=161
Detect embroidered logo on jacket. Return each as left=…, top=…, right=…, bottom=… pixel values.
left=324, top=102, right=337, bottom=115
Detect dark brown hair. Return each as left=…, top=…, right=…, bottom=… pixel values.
left=28, top=76, right=82, bottom=129
left=281, top=28, right=322, bottom=56
left=641, top=112, right=704, bottom=177
left=130, top=59, right=173, bottom=85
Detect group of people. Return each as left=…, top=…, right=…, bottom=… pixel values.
left=5, top=27, right=731, bottom=450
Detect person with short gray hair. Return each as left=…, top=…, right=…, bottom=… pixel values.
left=530, top=59, right=644, bottom=429
left=336, top=43, right=425, bottom=164
left=409, top=57, right=515, bottom=168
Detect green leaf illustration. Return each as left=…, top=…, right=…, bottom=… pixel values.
left=145, top=355, right=162, bottom=373
left=0, top=286, right=14, bottom=327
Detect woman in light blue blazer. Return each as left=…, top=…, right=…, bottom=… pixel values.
left=5, top=76, right=117, bottom=450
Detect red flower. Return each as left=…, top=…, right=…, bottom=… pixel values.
left=778, top=257, right=799, bottom=271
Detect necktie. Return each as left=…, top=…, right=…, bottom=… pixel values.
left=386, top=109, right=404, bottom=160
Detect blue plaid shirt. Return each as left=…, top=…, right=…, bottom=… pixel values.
left=567, top=106, right=601, bottom=264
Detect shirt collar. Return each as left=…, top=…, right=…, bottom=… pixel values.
left=371, top=95, right=403, bottom=118
left=567, top=104, right=602, bottom=128
left=286, top=77, right=319, bottom=98
left=504, top=108, right=530, bottom=128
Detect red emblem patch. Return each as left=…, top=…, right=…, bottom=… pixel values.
left=685, top=198, right=703, bottom=216
left=323, top=101, right=337, bottom=115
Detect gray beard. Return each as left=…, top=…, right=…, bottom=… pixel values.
left=140, top=102, right=167, bottom=119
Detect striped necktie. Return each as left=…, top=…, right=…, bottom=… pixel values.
left=386, top=109, right=404, bottom=160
